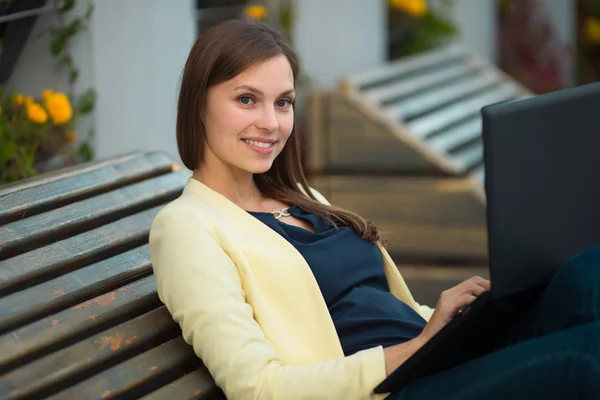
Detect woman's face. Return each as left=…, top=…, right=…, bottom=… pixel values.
left=200, top=55, right=295, bottom=176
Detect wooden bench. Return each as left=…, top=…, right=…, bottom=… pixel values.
left=0, top=151, right=225, bottom=399
left=306, top=46, right=533, bottom=263
left=309, top=45, right=532, bottom=179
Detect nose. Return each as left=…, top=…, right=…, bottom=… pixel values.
left=256, top=106, right=279, bottom=132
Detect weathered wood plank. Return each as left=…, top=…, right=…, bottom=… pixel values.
left=140, top=368, right=223, bottom=400
left=0, top=171, right=188, bottom=260
left=428, top=117, right=481, bottom=155
left=384, top=70, right=500, bottom=121
left=365, top=61, right=484, bottom=105
left=328, top=48, right=533, bottom=176
left=408, top=83, right=520, bottom=139
left=0, top=151, right=177, bottom=225
left=310, top=175, right=488, bottom=260
left=327, top=92, right=453, bottom=173
left=472, top=164, right=485, bottom=182
left=306, top=90, right=329, bottom=174
left=0, top=152, right=142, bottom=196
left=0, top=307, right=176, bottom=400
left=47, top=337, right=197, bottom=400
left=0, top=206, right=162, bottom=296
left=0, top=245, right=152, bottom=335
left=0, top=275, right=158, bottom=371
left=453, top=141, right=483, bottom=172
left=342, top=45, right=466, bottom=91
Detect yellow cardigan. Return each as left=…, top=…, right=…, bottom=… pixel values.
left=149, top=178, right=434, bottom=400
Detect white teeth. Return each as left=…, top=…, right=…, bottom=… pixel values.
left=244, top=139, right=273, bottom=148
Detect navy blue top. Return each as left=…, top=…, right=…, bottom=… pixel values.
left=248, top=205, right=426, bottom=356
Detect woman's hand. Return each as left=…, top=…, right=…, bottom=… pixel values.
left=419, top=276, right=491, bottom=342
left=382, top=276, right=490, bottom=376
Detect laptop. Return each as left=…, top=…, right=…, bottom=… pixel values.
left=374, top=81, right=600, bottom=394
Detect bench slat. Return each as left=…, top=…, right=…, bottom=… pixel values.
left=428, top=117, right=481, bottom=155
left=0, top=152, right=141, bottom=196
left=454, top=142, right=483, bottom=172
left=0, top=276, right=158, bottom=371
left=472, top=164, right=485, bottom=181
left=0, top=151, right=176, bottom=225
left=408, top=83, right=519, bottom=139
left=48, top=337, right=196, bottom=400
left=0, top=307, right=175, bottom=399
left=0, top=245, right=152, bottom=334
left=345, top=46, right=465, bottom=89
left=386, top=70, right=500, bottom=121
left=365, top=61, right=484, bottom=105
left=0, top=206, right=162, bottom=295
left=140, top=368, right=222, bottom=400
left=0, top=171, right=188, bottom=260
left=311, top=175, right=488, bottom=260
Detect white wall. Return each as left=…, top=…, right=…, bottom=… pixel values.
left=91, top=0, right=196, bottom=161
left=6, top=0, right=197, bottom=163
left=452, top=0, right=498, bottom=63
left=292, top=0, right=387, bottom=88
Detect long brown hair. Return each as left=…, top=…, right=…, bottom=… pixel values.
left=177, top=19, right=381, bottom=243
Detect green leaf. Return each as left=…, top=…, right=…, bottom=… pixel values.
left=60, top=0, right=75, bottom=11
left=84, top=3, right=94, bottom=20
left=76, top=88, right=96, bottom=114
left=0, top=139, right=15, bottom=165
left=50, top=34, right=67, bottom=56
left=61, top=0, right=76, bottom=11
left=61, top=54, right=74, bottom=67
left=66, top=19, right=83, bottom=36
left=78, top=127, right=95, bottom=161
left=69, top=69, right=79, bottom=84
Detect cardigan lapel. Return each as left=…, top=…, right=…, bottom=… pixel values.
left=182, top=178, right=321, bottom=278
left=182, top=177, right=419, bottom=314
left=182, top=178, right=345, bottom=361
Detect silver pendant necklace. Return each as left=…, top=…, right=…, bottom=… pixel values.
left=271, top=207, right=291, bottom=220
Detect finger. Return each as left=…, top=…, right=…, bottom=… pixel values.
left=465, top=280, right=488, bottom=297
left=458, top=293, right=478, bottom=309
left=453, top=293, right=477, bottom=316
left=469, top=275, right=491, bottom=290
left=454, top=279, right=487, bottom=297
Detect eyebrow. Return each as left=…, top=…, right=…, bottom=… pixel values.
left=233, top=84, right=295, bottom=96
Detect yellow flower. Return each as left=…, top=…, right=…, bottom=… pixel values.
left=25, top=96, right=34, bottom=106
left=584, top=17, right=600, bottom=44
left=15, top=94, right=25, bottom=105
left=42, top=89, right=55, bottom=102
left=26, top=102, right=48, bottom=124
left=44, top=91, right=73, bottom=125
left=390, top=0, right=428, bottom=17
left=245, top=5, right=268, bottom=20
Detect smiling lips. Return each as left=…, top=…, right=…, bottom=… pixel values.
left=242, top=138, right=276, bottom=154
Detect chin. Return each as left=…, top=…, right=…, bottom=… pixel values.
left=246, top=160, right=275, bottom=174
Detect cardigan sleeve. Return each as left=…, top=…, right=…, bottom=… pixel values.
left=149, top=206, right=388, bottom=400
left=414, top=303, right=435, bottom=321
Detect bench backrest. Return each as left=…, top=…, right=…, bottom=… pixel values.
left=0, top=151, right=224, bottom=399
left=307, top=45, right=531, bottom=180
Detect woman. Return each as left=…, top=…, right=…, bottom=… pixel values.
left=149, top=19, right=600, bottom=399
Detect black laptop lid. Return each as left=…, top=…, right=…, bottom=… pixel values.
left=482, top=82, right=600, bottom=300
